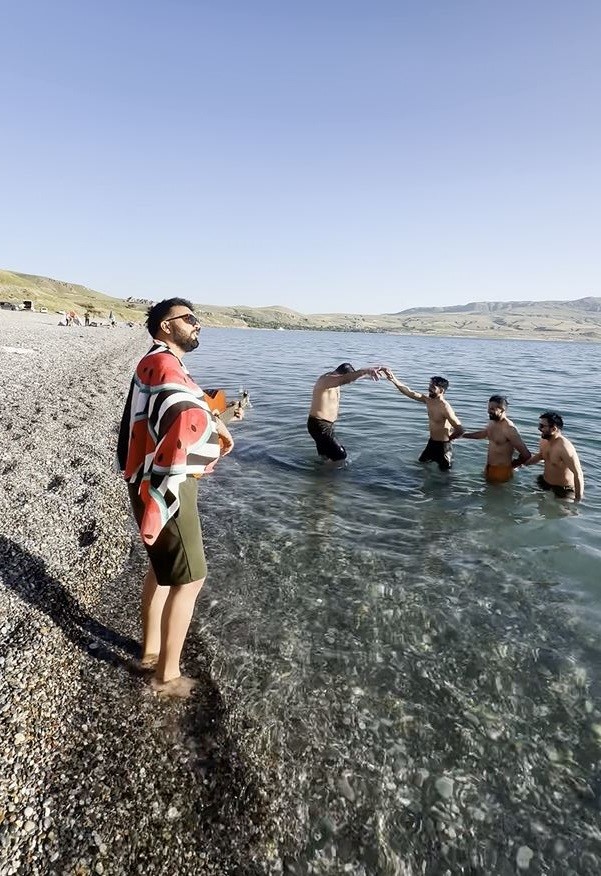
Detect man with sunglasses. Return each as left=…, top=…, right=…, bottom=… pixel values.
left=523, top=411, right=584, bottom=501
left=118, top=298, right=235, bottom=697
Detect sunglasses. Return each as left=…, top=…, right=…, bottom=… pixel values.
left=163, top=313, right=201, bottom=327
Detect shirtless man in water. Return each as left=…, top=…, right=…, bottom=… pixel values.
left=461, top=395, right=531, bottom=482
left=382, top=370, right=464, bottom=469
left=307, top=362, right=380, bottom=461
left=523, top=411, right=584, bottom=501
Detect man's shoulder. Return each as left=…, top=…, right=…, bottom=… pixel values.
left=136, top=347, right=183, bottom=381
left=558, top=434, right=577, bottom=453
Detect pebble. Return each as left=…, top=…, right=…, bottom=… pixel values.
left=337, top=776, right=356, bottom=802
left=166, top=806, right=180, bottom=821
left=434, top=777, right=454, bottom=800
left=516, top=846, right=534, bottom=870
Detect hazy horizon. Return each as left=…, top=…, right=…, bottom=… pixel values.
left=1, top=2, right=599, bottom=312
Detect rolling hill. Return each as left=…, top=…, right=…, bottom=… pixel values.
left=2, top=268, right=600, bottom=340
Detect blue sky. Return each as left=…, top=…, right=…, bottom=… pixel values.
left=1, top=1, right=599, bottom=313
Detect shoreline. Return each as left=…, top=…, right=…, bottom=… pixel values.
left=2, top=309, right=599, bottom=343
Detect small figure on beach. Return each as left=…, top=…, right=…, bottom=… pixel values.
left=523, top=411, right=584, bottom=501
left=108, top=309, right=116, bottom=327
left=84, top=311, right=90, bottom=327
left=307, top=362, right=380, bottom=462
left=382, top=369, right=463, bottom=470
left=460, top=395, right=531, bottom=482
left=117, top=297, right=235, bottom=697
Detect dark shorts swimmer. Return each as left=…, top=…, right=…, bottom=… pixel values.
left=128, top=476, right=207, bottom=586
left=307, top=415, right=347, bottom=461
left=419, top=438, right=452, bottom=471
left=537, top=474, right=575, bottom=499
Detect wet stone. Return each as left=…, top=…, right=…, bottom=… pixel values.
left=516, top=846, right=534, bottom=870
left=434, top=777, right=454, bottom=800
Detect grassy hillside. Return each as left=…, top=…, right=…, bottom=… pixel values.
left=0, top=270, right=147, bottom=321
left=2, top=268, right=600, bottom=340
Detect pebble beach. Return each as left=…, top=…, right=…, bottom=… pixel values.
left=0, top=313, right=281, bottom=875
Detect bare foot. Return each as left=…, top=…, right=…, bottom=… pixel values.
left=130, top=653, right=159, bottom=675
left=150, top=675, right=198, bottom=698
left=140, top=653, right=159, bottom=668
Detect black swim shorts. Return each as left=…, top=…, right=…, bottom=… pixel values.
left=307, top=416, right=347, bottom=461
left=419, top=438, right=452, bottom=471
left=537, top=474, right=575, bottom=499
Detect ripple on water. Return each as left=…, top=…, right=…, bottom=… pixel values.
left=192, top=330, right=601, bottom=871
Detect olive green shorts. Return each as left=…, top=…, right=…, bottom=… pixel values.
left=128, top=477, right=207, bottom=586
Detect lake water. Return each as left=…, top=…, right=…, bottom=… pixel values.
left=189, top=329, right=601, bottom=875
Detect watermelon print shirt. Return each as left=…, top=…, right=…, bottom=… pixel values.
left=117, top=342, right=220, bottom=545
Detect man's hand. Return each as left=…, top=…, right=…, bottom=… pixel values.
left=215, top=417, right=234, bottom=455
left=362, top=367, right=381, bottom=381
left=380, top=367, right=397, bottom=383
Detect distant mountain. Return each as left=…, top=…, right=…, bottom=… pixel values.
left=2, top=268, right=600, bottom=341
left=395, top=297, right=601, bottom=315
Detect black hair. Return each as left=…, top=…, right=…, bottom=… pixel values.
left=334, top=363, right=355, bottom=375
left=430, top=376, right=449, bottom=392
left=489, top=395, right=508, bottom=409
left=540, top=411, right=564, bottom=430
left=146, top=298, right=194, bottom=337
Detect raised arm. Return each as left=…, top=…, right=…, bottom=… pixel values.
left=321, top=367, right=380, bottom=388
left=380, top=368, right=425, bottom=402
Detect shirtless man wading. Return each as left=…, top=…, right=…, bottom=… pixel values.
left=307, top=362, right=380, bottom=461
left=461, top=395, right=531, bottom=482
left=382, top=370, right=464, bottom=469
left=524, top=411, right=584, bottom=501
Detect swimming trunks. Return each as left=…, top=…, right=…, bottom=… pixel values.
left=307, top=416, right=347, bottom=461
left=419, top=438, right=452, bottom=471
left=537, top=474, right=575, bottom=498
left=485, top=463, right=514, bottom=484
left=128, top=477, right=207, bottom=586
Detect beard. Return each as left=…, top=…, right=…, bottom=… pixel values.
left=428, top=391, right=437, bottom=399
left=173, top=325, right=199, bottom=352
left=488, top=412, right=502, bottom=421
left=181, top=334, right=199, bottom=352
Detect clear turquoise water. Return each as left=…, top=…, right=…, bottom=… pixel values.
left=188, top=329, right=601, bottom=873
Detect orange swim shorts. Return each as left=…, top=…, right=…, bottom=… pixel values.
left=485, top=463, right=514, bottom=484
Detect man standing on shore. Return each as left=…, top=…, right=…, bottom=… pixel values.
left=461, top=395, right=531, bottom=482
left=307, top=362, right=381, bottom=462
left=117, top=297, right=234, bottom=697
left=524, top=411, right=584, bottom=501
left=382, top=369, right=464, bottom=470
